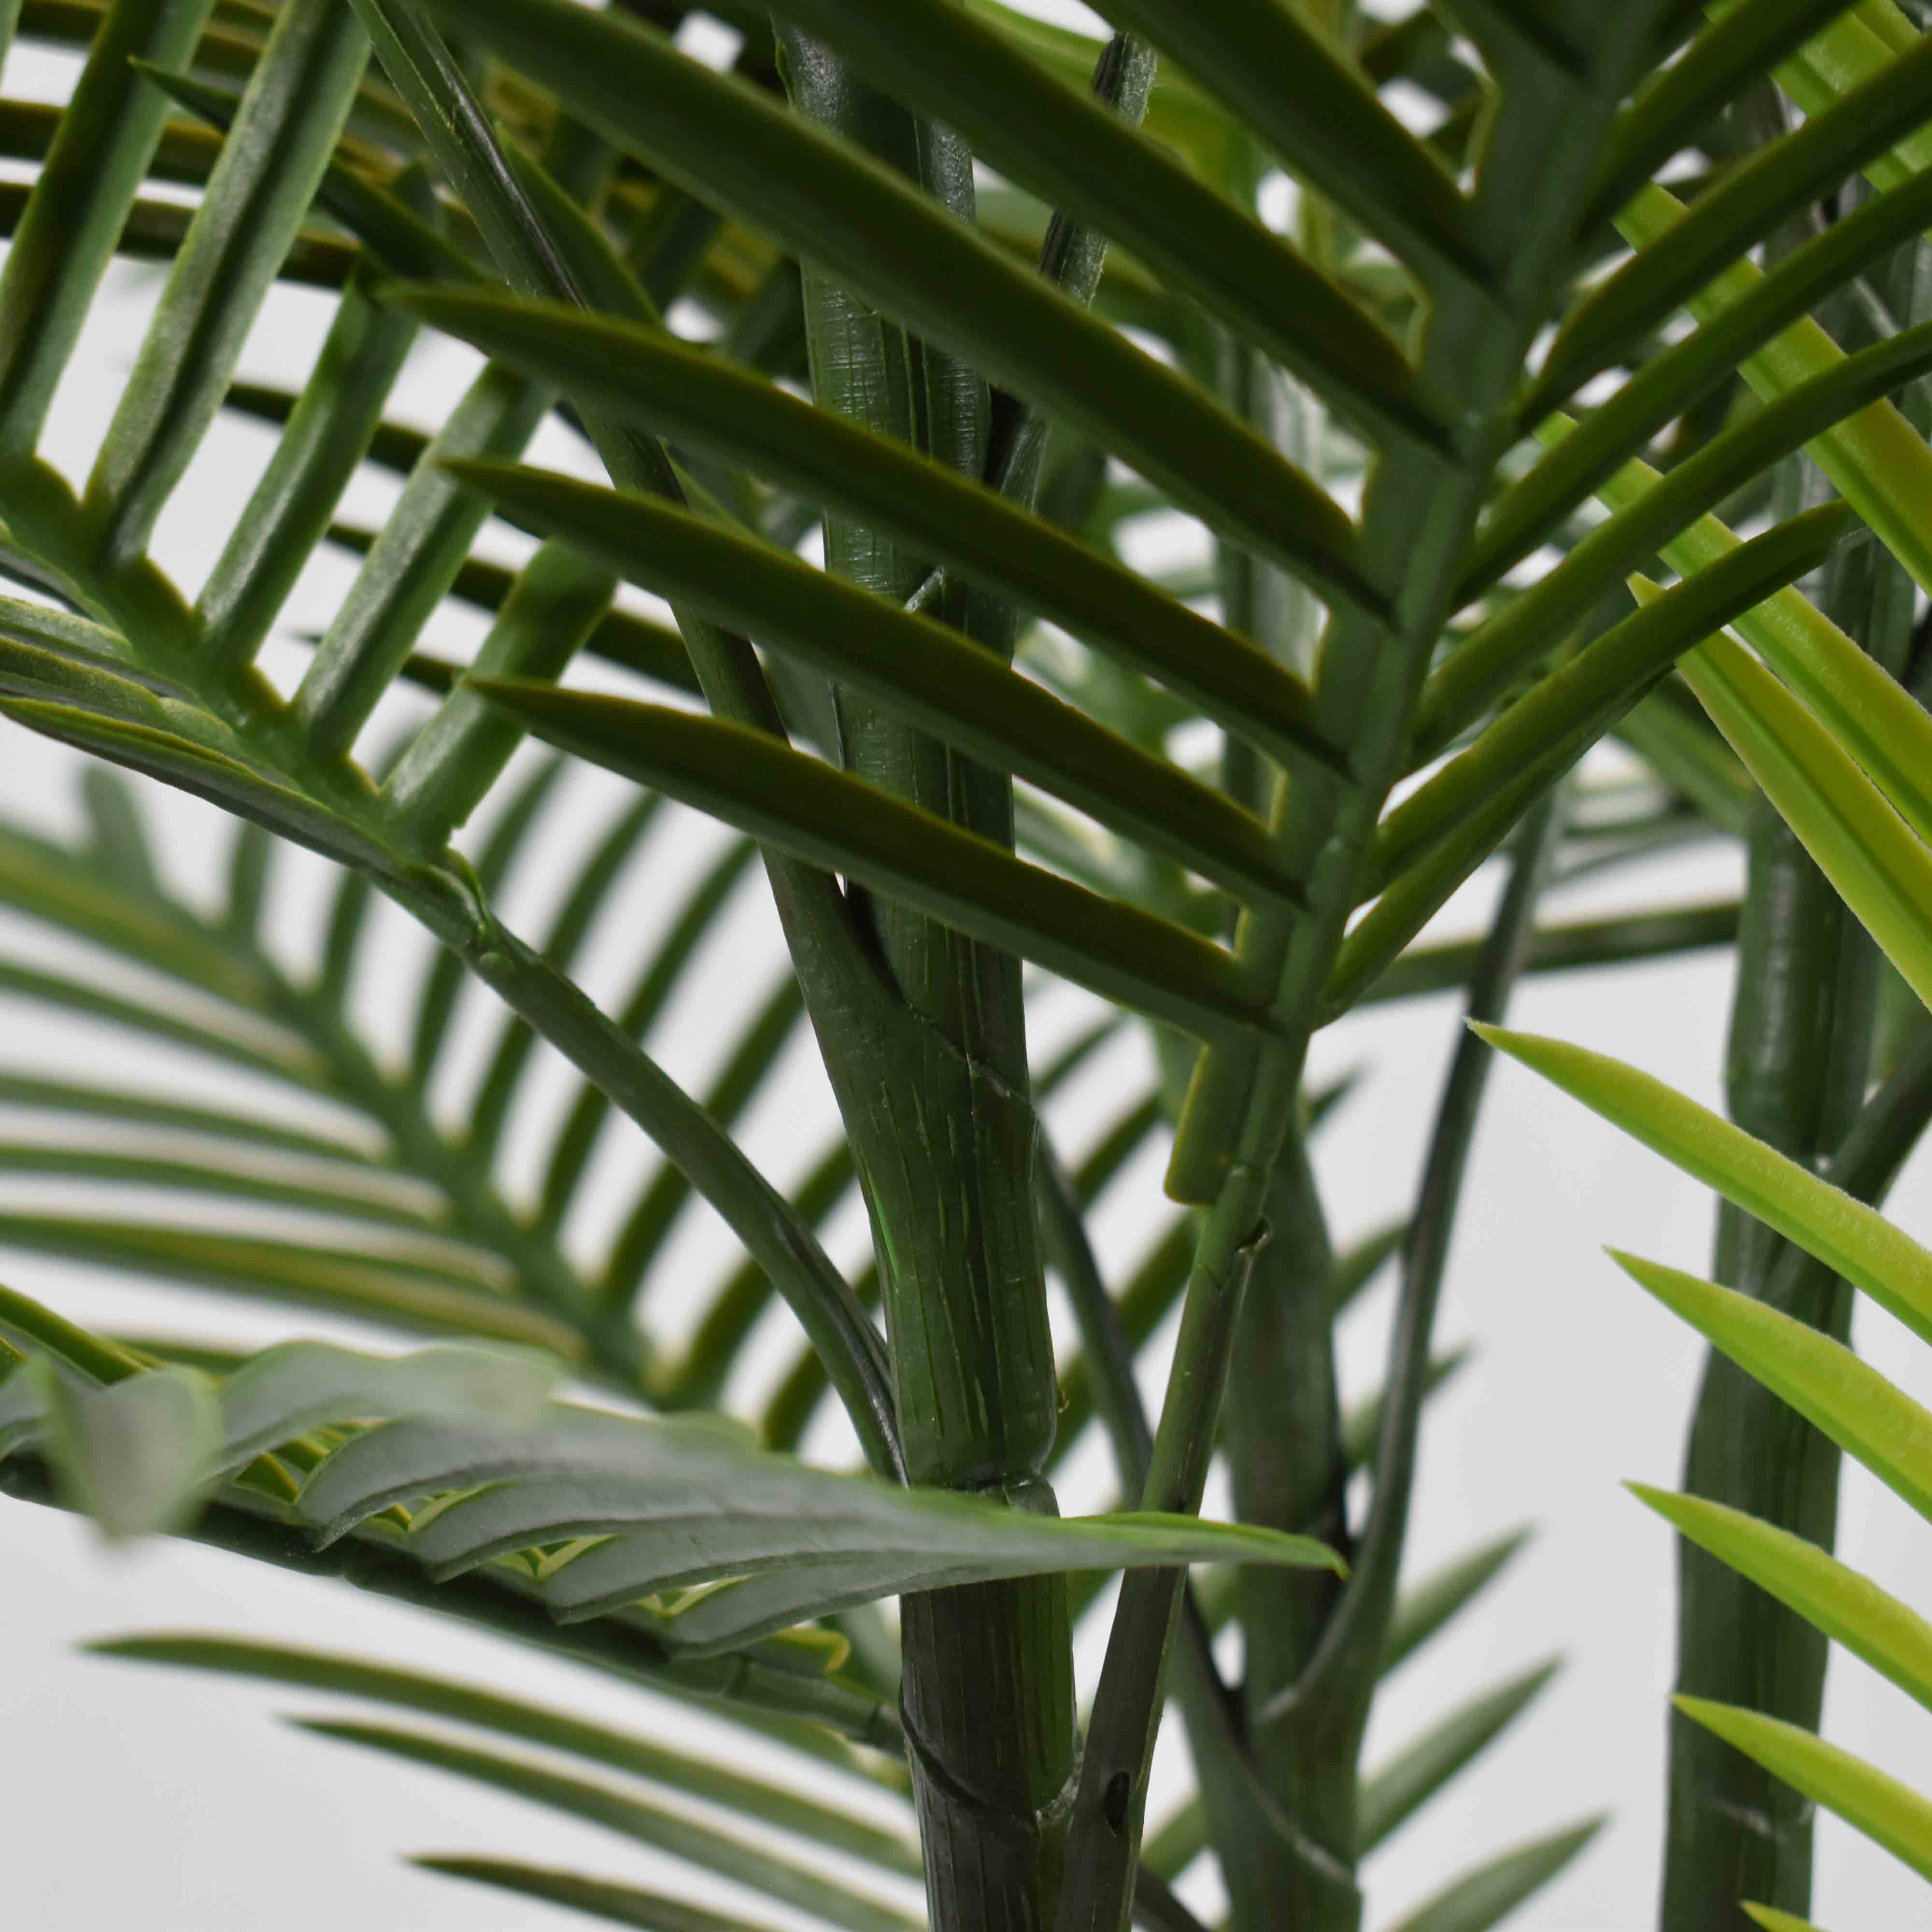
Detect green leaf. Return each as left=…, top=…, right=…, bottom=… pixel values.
left=1, top=696, right=392, bottom=873
left=461, top=794, right=662, bottom=1162
left=305, top=1722, right=922, bottom=1932
left=1616, top=685, right=1756, bottom=837
left=0, top=0, right=220, bottom=455
left=384, top=536, right=615, bottom=842
left=326, top=517, right=698, bottom=696
left=345, top=0, right=562, bottom=301
left=137, top=61, right=481, bottom=285
left=1361, top=900, right=1742, bottom=1008
left=290, top=1402, right=1338, bottom=1647
left=1612, top=179, right=1932, bottom=599
left=1613, top=1252, right=1932, bottom=1522
left=15, top=1338, right=563, bottom=1535
left=1537, top=31, right=1932, bottom=405
left=1632, top=1485, right=1932, bottom=1715
left=535, top=838, right=757, bottom=1237
left=1068, top=0, right=1481, bottom=292
left=0, top=950, right=321, bottom=1090
left=1377, top=504, right=1851, bottom=885
left=31, top=1355, right=219, bottom=1537
left=1741, top=1906, right=1833, bottom=1932
left=0, top=1213, right=586, bottom=1356
left=212, top=1338, right=562, bottom=1473
left=1384, top=1818, right=1605, bottom=1932
left=474, top=681, right=1272, bottom=1045
left=1358, top=1659, right=1560, bottom=1851
left=1070, top=1093, right=1164, bottom=1208
left=291, top=361, right=551, bottom=761
left=412, top=1860, right=781, bottom=1932
left=1680, top=629, right=1932, bottom=1014
left=1381, top=1527, right=1534, bottom=1679
left=604, top=978, right=803, bottom=1310
left=1618, top=496, right=1932, bottom=850
left=0, top=621, right=237, bottom=761
left=0, top=1139, right=441, bottom=1233
left=1331, top=1216, right=1408, bottom=1316
left=91, top=1634, right=922, bottom=1874
left=1486, top=163, right=1932, bottom=590
left=383, top=289, right=1340, bottom=776
left=195, top=253, right=424, bottom=673
left=0, top=1070, right=376, bottom=1167
left=1482, top=1027, right=1932, bottom=1347
left=411, top=0, right=1378, bottom=614
left=1327, top=753, right=1558, bottom=1019
left=447, top=458, right=1303, bottom=906
left=739, top=0, right=1439, bottom=449
left=1674, top=1697, right=1932, bottom=1883
left=409, top=753, right=563, bottom=1087
left=959, top=0, right=1238, bottom=179
left=1583, top=0, right=1873, bottom=228
left=0, top=1280, right=142, bottom=1384
left=83, top=0, right=372, bottom=565
left=1421, top=316, right=1932, bottom=755
left=0, top=589, right=157, bottom=687
left=1342, top=1346, right=1471, bottom=1475
left=79, top=765, right=157, bottom=891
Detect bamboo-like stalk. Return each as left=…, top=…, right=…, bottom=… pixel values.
left=1057, top=15, right=1685, bottom=1928
left=773, top=30, right=1073, bottom=1928
left=1196, top=115, right=1354, bottom=1923
left=1661, top=203, right=1925, bottom=1927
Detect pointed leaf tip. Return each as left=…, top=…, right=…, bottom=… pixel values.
left=1742, top=1904, right=1833, bottom=1932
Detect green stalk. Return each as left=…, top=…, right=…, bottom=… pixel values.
left=1661, top=210, right=1921, bottom=1928
left=1197, top=106, right=1352, bottom=1918
left=1220, top=1135, right=1351, bottom=1911
left=1058, top=14, right=1682, bottom=1929
left=773, top=27, right=1069, bottom=1929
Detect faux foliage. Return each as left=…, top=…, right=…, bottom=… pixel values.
left=6, top=2, right=1932, bottom=1930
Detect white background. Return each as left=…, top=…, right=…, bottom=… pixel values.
left=5, top=5, right=1932, bottom=1929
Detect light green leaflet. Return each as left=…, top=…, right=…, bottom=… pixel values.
left=1630, top=1487, right=1932, bottom=1715
left=1610, top=1254, right=1932, bottom=1525
left=1676, top=1699, right=1932, bottom=1884
left=1676, top=632, right=1932, bottom=1015
left=1475, top=1026, right=1932, bottom=1347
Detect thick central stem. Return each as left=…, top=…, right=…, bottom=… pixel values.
left=774, top=26, right=1074, bottom=1928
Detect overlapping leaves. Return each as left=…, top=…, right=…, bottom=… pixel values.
left=1, top=0, right=1931, bottom=1929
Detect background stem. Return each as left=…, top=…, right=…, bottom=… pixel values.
left=1659, top=173, right=1927, bottom=1932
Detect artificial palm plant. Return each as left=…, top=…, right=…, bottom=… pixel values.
left=9, top=0, right=1932, bottom=1928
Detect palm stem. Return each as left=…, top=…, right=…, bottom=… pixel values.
left=1059, top=16, right=1682, bottom=1927
left=773, top=26, right=1072, bottom=1927
left=1661, top=251, right=1919, bottom=1915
